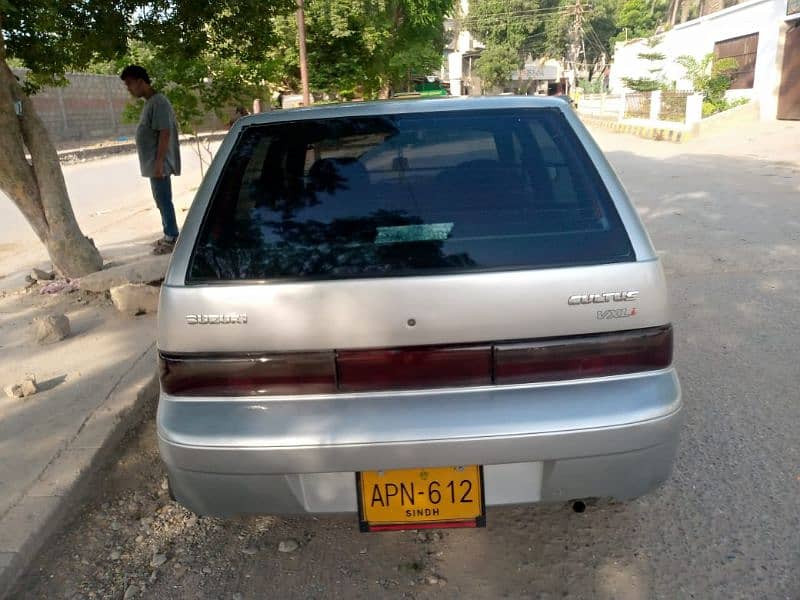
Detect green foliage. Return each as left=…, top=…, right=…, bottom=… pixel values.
left=677, top=52, right=737, bottom=114
left=578, top=77, right=603, bottom=92
left=622, top=76, right=661, bottom=92
left=268, top=0, right=454, bottom=99
left=622, top=41, right=666, bottom=92
left=2, top=1, right=295, bottom=96
left=1, top=0, right=134, bottom=93
left=616, top=0, right=665, bottom=40
left=468, top=0, right=546, bottom=49
left=702, top=96, right=748, bottom=117
left=475, top=43, right=521, bottom=91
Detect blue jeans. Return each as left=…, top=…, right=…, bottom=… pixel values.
left=150, top=176, right=179, bottom=239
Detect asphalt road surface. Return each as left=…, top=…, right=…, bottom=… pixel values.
left=13, top=122, right=800, bottom=600
left=0, top=143, right=215, bottom=282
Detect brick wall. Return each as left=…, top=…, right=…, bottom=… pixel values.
left=15, top=70, right=225, bottom=147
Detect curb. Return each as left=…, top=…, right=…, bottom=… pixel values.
left=0, top=345, right=158, bottom=599
left=57, top=131, right=228, bottom=164
left=581, top=116, right=693, bottom=143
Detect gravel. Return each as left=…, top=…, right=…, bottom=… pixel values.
left=277, top=539, right=299, bottom=553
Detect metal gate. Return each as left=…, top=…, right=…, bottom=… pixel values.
left=778, top=21, right=800, bottom=120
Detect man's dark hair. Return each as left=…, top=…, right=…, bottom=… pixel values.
left=120, top=65, right=150, bottom=84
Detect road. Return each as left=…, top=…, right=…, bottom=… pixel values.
left=11, top=121, right=800, bottom=599
left=0, top=143, right=217, bottom=285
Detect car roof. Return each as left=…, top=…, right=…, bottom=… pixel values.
left=235, top=96, right=568, bottom=127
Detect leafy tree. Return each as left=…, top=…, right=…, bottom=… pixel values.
left=465, top=0, right=552, bottom=90
left=622, top=47, right=667, bottom=91
left=677, top=52, right=738, bottom=115
left=616, top=0, right=661, bottom=40
left=542, top=0, right=618, bottom=81
left=474, top=43, right=521, bottom=90
left=271, top=0, right=453, bottom=100
left=0, top=0, right=293, bottom=277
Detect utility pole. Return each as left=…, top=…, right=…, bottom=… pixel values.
left=296, top=0, right=311, bottom=106
left=566, top=0, right=585, bottom=95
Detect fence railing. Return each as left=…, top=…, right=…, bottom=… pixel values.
left=577, top=90, right=703, bottom=128
left=625, top=93, right=652, bottom=119
left=659, top=91, right=692, bottom=122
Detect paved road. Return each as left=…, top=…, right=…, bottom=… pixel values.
left=0, top=144, right=215, bottom=283
left=13, top=123, right=800, bottom=599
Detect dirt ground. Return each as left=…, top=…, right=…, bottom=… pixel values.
left=9, top=124, right=800, bottom=600
left=17, top=398, right=568, bottom=600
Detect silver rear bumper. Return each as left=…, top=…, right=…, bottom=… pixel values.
left=158, top=369, right=682, bottom=517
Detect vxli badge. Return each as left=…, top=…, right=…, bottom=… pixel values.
left=597, top=308, right=638, bottom=319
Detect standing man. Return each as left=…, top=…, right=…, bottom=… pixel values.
left=120, top=65, right=181, bottom=254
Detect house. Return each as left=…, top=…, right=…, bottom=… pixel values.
left=609, top=0, right=800, bottom=119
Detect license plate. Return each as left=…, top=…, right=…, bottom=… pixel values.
left=357, top=465, right=485, bottom=532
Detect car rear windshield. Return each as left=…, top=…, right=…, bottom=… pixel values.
left=188, top=108, right=634, bottom=283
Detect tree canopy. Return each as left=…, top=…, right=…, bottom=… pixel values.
left=268, top=0, right=453, bottom=99
left=463, top=0, right=669, bottom=91
left=0, top=0, right=295, bottom=277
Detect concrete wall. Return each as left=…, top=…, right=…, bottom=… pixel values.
left=16, top=70, right=227, bottom=147
left=609, top=0, right=791, bottom=119
left=15, top=70, right=137, bottom=146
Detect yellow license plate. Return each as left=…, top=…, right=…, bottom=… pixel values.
left=357, top=466, right=485, bottom=531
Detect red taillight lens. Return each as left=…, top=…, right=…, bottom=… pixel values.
left=336, top=346, right=492, bottom=392
left=160, top=326, right=672, bottom=396
left=494, top=325, right=673, bottom=385
left=159, top=352, right=337, bottom=396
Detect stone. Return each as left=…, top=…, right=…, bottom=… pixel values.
left=109, top=284, right=160, bottom=316
left=31, top=268, right=55, bottom=281
left=33, top=313, right=71, bottom=344
left=202, top=566, right=212, bottom=574
left=109, top=550, right=121, bottom=561
left=278, top=539, right=299, bottom=553
left=150, top=553, right=168, bottom=568
left=5, top=375, right=37, bottom=399
left=79, top=255, right=171, bottom=293
left=426, top=575, right=440, bottom=586
left=123, top=585, right=139, bottom=600
left=233, top=593, right=244, bottom=600
left=241, top=547, right=257, bottom=555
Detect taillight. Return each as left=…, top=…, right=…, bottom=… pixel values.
left=159, top=326, right=672, bottom=396
left=494, top=325, right=672, bottom=385
left=159, top=352, right=337, bottom=396
left=336, top=346, right=492, bottom=392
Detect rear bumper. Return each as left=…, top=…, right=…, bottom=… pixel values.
left=158, top=369, right=682, bottom=517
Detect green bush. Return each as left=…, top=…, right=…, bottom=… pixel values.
left=702, top=96, right=749, bottom=117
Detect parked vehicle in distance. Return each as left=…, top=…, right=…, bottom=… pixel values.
left=157, top=96, right=682, bottom=532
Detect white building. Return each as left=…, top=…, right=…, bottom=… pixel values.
left=442, top=0, right=484, bottom=96
left=610, top=0, right=800, bottom=119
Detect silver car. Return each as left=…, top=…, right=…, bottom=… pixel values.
left=157, top=97, right=681, bottom=531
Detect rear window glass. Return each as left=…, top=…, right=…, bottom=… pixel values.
left=188, top=108, right=634, bottom=283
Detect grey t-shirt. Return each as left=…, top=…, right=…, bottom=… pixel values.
left=136, top=93, right=181, bottom=178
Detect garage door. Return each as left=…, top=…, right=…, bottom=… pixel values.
left=778, top=22, right=800, bottom=120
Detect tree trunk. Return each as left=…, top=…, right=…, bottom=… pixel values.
left=0, top=58, right=103, bottom=278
